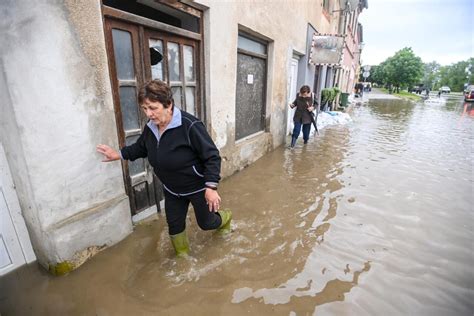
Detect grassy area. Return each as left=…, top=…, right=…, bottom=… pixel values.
left=380, top=88, right=422, bottom=101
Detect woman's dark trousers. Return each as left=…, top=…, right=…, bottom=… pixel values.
left=164, top=190, right=222, bottom=235
left=291, top=122, right=311, bottom=146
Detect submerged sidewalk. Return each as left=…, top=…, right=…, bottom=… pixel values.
left=364, top=88, right=401, bottom=100
left=347, top=88, right=400, bottom=106
left=342, top=88, right=401, bottom=113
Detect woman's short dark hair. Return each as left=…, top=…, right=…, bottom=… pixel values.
left=300, top=85, right=311, bottom=94
left=138, top=80, right=173, bottom=108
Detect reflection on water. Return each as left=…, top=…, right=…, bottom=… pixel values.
left=368, top=98, right=415, bottom=121
left=1, top=95, right=473, bottom=315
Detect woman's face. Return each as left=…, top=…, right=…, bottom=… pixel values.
left=301, top=91, right=311, bottom=98
left=140, top=99, right=172, bottom=127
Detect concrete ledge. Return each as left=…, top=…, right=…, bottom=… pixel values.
left=43, top=195, right=133, bottom=274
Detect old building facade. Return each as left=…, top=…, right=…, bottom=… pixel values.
left=338, top=0, right=368, bottom=96
left=0, top=0, right=366, bottom=274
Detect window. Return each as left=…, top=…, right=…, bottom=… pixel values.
left=235, top=34, right=268, bottom=140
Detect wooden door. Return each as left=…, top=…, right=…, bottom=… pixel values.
left=104, top=18, right=202, bottom=215
left=104, top=19, right=162, bottom=215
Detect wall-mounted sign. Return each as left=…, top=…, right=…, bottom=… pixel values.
left=309, top=34, right=345, bottom=66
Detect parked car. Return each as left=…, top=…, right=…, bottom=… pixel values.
left=440, top=86, right=451, bottom=93
left=464, top=85, right=474, bottom=102
left=411, top=85, right=424, bottom=94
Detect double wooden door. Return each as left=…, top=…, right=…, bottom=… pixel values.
left=104, top=18, right=201, bottom=215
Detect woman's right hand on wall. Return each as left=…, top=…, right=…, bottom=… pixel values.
left=96, top=144, right=121, bottom=162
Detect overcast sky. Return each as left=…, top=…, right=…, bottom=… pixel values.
left=357, top=0, right=473, bottom=66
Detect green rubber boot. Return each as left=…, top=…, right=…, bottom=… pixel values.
left=170, top=230, right=189, bottom=257
left=217, top=209, right=232, bottom=235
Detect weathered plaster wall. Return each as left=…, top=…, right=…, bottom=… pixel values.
left=0, top=0, right=132, bottom=272
left=198, top=0, right=336, bottom=177
left=0, top=0, right=346, bottom=272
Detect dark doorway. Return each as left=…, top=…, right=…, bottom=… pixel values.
left=103, top=2, right=202, bottom=215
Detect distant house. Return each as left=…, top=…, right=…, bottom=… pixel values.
left=339, top=1, right=369, bottom=96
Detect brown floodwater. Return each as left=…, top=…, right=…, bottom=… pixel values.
left=1, top=94, right=473, bottom=315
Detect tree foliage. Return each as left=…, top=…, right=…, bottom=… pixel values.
left=437, top=58, right=474, bottom=91
left=383, top=48, right=424, bottom=92
left=422, top=61, right=441, bottom=90
left=367, top=49, right=473, bottom=92
left=369, top=64, right=386, bottom=85
left=365, top=48, right=423, bottom=92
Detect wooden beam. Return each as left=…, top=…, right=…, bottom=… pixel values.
left=102, top=6, right=201, bottom=41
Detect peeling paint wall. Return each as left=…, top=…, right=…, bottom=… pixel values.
left=0, top=0, right=132, bottom=270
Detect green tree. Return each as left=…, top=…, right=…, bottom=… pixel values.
left=383, top=47, right=424, bottom=93
left=438, top=58, right=474, bottom=91
left=467, top=58, right=474, bottom=85
left=367, top=64, right=386, bottom=85
left=422, top=61, right=441, bottom=90
left=436, top=65, right=449, bottom=90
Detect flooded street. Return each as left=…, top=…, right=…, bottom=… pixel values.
left=1, top=95, right=473, bottom=315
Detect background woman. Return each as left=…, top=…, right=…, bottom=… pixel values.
left=289, top=85, right=318, bottom=147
